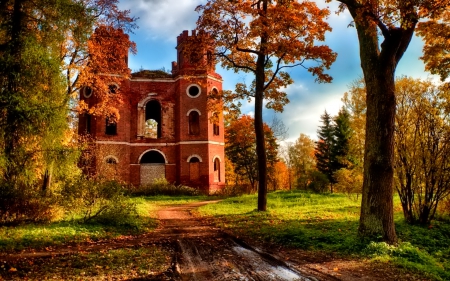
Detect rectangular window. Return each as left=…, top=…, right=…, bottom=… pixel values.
left=105, top=118, right=117, bottom=135
left=213, top=123, right=219, bottom=136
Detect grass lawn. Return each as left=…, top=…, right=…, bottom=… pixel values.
left=0, top=195, right=209, bottom=251
left=196, top=190, right=450, bottom=281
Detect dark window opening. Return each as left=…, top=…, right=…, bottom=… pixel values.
left=189, top=111, right=200, bottom=135
left=82, top=86, right=93, bottom=98
left=106, top=157, right=117, bottom=164
left=212, top=112, right=219, bottom=136
left=188, top=85, right=200, bottom=97
left=214, top=158, right=220, bottom=182
left=145, top=100, right=161, bottom=138
left=213, top=123, right=219, bottom=136
left=140, top=150, right=165, bottom=164
left=189, top=157, right=200, bottom=163
left=108, top=84, right=118, bottom=94
left=106, top=117, right=117, bottom=135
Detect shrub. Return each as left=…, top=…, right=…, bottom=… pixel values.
left=61, top=178, right=138, bottom=226
left=0, top=182, right=61, bottom=225
left=307, top=170, right=329, bottom=193
left=131, top=178, right=200, bottom=196
left=333, top=168, right=363, bottom=199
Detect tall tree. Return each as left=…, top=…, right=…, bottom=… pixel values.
left=395, top=77, right=450, bottom=225
left=193, top=0, right=336, bottom=211
left=292, top=134, right=316, bottom=189
left=342, top=78, right=366, bottom=169
left=315, top=111, right=335, bottom=191
left=0, top=0, right=136, bottom=186
left=327, top=0, right=450, bottom=243
left=225, top=115, right=278, bottom=192
left=332, top=107, right=353, bottom=171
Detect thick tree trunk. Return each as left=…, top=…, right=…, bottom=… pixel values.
left=359, top=68, right=397, bottom=243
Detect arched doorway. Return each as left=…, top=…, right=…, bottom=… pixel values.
left=139, top=150, right=166, bottom=186
left=189, top=156, right=200, bottom=181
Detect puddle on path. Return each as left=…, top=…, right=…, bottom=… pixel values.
left=232, top=245, right=313, bottom=281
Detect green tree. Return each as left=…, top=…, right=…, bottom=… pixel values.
left=193, top=0, right=336, bottom=211
left=332, top=107, right=353, bottom=171
left=315, top=110, right=335, bottom=192
left=327, top=0, right=450, bottom=243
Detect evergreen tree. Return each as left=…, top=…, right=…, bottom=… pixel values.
left=315, top=111, right=335, bottom=191
left=332, top=107, right=353, bottom=171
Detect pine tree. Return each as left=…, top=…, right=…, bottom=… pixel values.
left=315, top=111, right=335, bottom=191
left=332, top=107, right=353, bottom=171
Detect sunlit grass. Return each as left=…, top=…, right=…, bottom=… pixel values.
left=197, top=190, right=450, bottom=280
left=0, top=195, right=210, bottom=251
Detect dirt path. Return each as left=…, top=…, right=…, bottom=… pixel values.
left=155, top=201, right=330, bottom=281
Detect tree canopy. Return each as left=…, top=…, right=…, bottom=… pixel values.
left=194, top=0, right=336, bottom=210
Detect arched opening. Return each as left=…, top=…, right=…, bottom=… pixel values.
left=214, top=157, right=221, bottom=182
left=139, top=150, right=166, bottom=186
left=189, top=110, right=200, bottom=135
left=189, top=156, right=200, bottom=181
left=145, top=100, right=161, bottom=138
left=140, top=150, right=165, bottom=164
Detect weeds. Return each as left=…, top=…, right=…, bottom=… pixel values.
left=131, top=178, right=200, bottom=196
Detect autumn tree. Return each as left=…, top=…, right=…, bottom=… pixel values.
left=291, top=134, right=316, bottom=189
left=327, top=0, right=450, bottom=243
left=395, top=77, right=450, bottom=225
left=342, top=78, right=366, bottom=169
left=225, top=115, right=278, bottom=193
left=193, top=0, right=336, bottom=211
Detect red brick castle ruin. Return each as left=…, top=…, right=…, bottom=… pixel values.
left=78, top=30, right=225, bottom=193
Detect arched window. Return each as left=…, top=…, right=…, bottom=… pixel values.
left=214, top=157, right=221, bottom=182
left=105, top=157, right=117, bottom=164
left=189, top=111, right=200, bottom=135
left=145, top=100, right=161, bottom=138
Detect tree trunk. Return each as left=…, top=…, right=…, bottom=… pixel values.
left=255, top=52, right=267, bottom=211
left=359, top=69, right=397, bottom=242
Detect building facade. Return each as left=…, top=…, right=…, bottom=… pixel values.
left=78, top=30, right=225, bottom=193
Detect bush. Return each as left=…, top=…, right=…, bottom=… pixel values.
left=0, top=182, right=61, bottom=225
left=211, top=184, right=247, bottom=197
left=61, top=178, right=138, bottom=226
left=334, top=168, right=363, bottom=199
left=131, top=178, right=200, bottom=196
left=307, top=171, right=329, bottom=193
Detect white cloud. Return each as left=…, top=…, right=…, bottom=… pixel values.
left=119, top=0, right=204, bottom=41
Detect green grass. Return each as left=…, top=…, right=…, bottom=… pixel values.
left=0, top=195, right=209, bottom=251
left=196, top=190, right=450, bottom=280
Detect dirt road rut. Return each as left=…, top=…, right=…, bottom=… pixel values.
left=157, top=201, right=320, bottom=281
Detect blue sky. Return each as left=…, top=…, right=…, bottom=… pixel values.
left=118, top=0, right=437, bottom=142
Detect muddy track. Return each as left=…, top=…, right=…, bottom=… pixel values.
left=156, top=201, right=330, bottom=281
